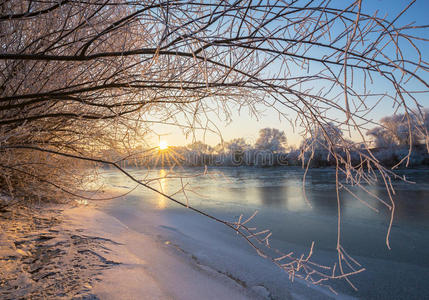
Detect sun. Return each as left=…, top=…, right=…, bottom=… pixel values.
left=159, top=140, right=168, bottom=150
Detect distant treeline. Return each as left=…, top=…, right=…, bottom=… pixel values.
left=150, top=144, right=429, bottom=168
left=106, top=111, right=429, bottom=168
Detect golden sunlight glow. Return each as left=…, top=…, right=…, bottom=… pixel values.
left=159, top=140, right=168, bottom=150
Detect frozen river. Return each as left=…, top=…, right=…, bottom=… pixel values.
left=99, top=167, right=429, bottom=299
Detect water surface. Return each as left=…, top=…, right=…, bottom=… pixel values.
left=100, top=167, right=429, bottom=299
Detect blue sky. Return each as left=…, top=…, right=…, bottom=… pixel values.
left=148, top=0, right=429, bottom=148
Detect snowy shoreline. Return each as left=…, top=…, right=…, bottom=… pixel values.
left=0, top=204, right=270, bottom=299
left=65, top=205, right=271, bottom=300
left=1, top=203, right=356, bottom=299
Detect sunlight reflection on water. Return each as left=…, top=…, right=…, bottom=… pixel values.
left=99, top=167, right=429, bottom=300
left=156, top=169, right=167, bottom=210
left=99, top=167, right=429, bottom=224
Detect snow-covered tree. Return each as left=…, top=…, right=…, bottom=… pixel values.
left=366, top=126, right=396, bottom=148
left=366, top=111, right=429, bottom=148
left=254, top=128, right=287, bottom=152
left=186, top=141, right=212, bottom=154
left=301, top=123, right=344, bottom=151
left=225, top=138, right=250, bottom=153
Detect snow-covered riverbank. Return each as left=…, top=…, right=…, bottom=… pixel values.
left=71, top=202, right=359, bottom=300
left=64, top=205, right=271, bottom=300
left=0, top=204, right=269, bottom=299
left=2, top=203, right=348, bottom=299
